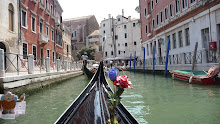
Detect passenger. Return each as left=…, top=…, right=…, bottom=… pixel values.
left=81, top=52, right=88, bottom=66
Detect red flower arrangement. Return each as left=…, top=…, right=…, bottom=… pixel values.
left=114, top=76, right=133, bottom=89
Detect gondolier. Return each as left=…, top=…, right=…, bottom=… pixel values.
left=82, top=52, right=88, bottom=66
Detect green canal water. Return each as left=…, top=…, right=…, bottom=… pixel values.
left=1, top=71, right=220, bottom=124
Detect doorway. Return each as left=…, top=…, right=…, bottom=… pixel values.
left=40, top=48, right=44, bottom=67
left=0, top=42, right=6, bottom=69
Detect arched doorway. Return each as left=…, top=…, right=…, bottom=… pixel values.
left=0, top=42, right=6, bottom=69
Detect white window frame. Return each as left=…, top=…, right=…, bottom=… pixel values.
left=144, top=8, right=147, bottom=17
left=23, top=42, right=28, bottom=59
left=169, top=2, right=174, bottom=18
left=182, top=0, right=188, bottom=11
left=52, top=51, right=55, bottom=62
left=164, top=6, right=169, bottom=21
left=151, top=0, right=154, bottom=10
left=39, top=20, right=43, bottom=33
left=160, top=10, right=163, bottom=24
left=155, top=0, right=158, bottom=4
left=175, top=0, right=181, bottom=14
left=145, top=24, right=148, bottom=34
left=51, top=28, right=54, bottom=42
left=156, top=14, right=159, bottom=26
left=50, top=4, right=53, bottom=15
left=47, top=49, right=50, bottom=58
left=21, top=8, right=27, bottom=29
left=31, top=15, right=36, bottom=33
left=32, top=45, right=37, bottom=60
left=152, top=19, right=155, bottom=30
left=46, top=25, right=49, bottom=36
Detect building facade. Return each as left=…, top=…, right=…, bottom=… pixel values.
left=63, top=15, right=99, bottom=60
left=62, top=25, right=72, bottom=61
left=0, top=0, right=20, bottom=71
left=139, top=0, right=220, bottom=70
left=87, top=30, right=102, bottom=61
left=20, top=0, right=56, bottom=66
left=100, top=14, right=141, bottom=65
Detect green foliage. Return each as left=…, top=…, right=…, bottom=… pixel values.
left=76, top=47, right=96, bottom=60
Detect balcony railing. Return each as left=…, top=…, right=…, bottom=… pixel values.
left=39, top=33, right=49, bottom=44
left=31, top=0, right=38, bottom=4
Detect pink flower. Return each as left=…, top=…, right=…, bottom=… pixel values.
left=113, top=75, right=133, bottom=89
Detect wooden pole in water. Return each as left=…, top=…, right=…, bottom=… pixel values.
left=192, top=42, right=198, bottom=70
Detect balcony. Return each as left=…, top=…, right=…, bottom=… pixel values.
left=39, top=33, right=49, bottom=44
left=39, top=2, right=45, bottom=10
left=31, top=0, right=38, bottom=4
left=45, top=8, right=50, bottom=16
left=55, top=17, right=60, bottom=25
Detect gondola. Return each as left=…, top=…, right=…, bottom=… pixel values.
left=83, top=63, right=95, bottom=79
left=55, top=61, right=138, bottom=124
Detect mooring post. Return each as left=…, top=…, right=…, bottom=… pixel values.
left=153, top=45, right=155, bottom=73
left=192, top=42, right=198, bottom=70
left=46, top=57, right=50, bottom=72
left=57, top=59, right=61, bottom=72
left=130, top=53, right=132, bottom=71
left=165, top=40, right=170, bottom=75
left=28, top=55, right=34, bottom=74
left=64, top=60, right=67, bottom=71
left=134, top=51, right=136, bottom=72
left=0, top=49, right=5, bottom=77
left=143, top=47, right=145, bottom=73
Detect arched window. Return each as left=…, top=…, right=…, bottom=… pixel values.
left=8, top=3, right=14, bottom=31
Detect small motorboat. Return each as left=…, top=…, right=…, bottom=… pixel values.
left=169, top=70, right=220, bottom=84
left=55, top=62, right=138, bottom=124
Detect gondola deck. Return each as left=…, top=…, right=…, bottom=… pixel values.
left=55, top=62, right=138, bottom=124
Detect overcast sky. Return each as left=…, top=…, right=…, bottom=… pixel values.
left=58, top=0, right=140, bottom=24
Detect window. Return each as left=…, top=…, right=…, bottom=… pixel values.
left=178, top=31, right=183, bottom=47
left=165, top=7, right=168, bottom=20
left=147, top=44, right=149, bottom=55
left=156, top=14, right=159, bottom=26
left=133, top=23, right=136, bottom=27
left=125, top=43, right=128, bottom=47
left=144, top=8, right=147, bottom=16
left=134, top=42, right=137, bottom=45
left=125, top=33, right=127, bottom=38
left=172, top=33, right=176, bottom=49
left=21, top=9, right=27, bottom=28
left=51, top=5, right=53, bottom=15
left=47, top=49, right=50, bottom=58
left=118, top=18, right=120, bottom=21
left=67, top=45, right=69, bottom=53
left=74, top=31, right=77, bottom=37
left=118, top=43, right=120, bottom=47
left=52, top=51, right=55, bottom=62
left=111, top=51, right=113, bottom=55
left=105, top=52, right=107, bottom=56
left=175, top=0, right=180, bottom=13
left=201, top=28, right=209, bottom=49
left=23, top=43, right=28, bottom=59
left=182, top=0, right=188, bottom=9
left=103, top=24, right=105, bottom=27
left=46, top=0, right=48, bottom=9
left=33, top=45, right=37, bottom=60
left=160, top=11, right=163, bottom=23
left=103, top=37, right=105, bottom=42
left=31, top=15, right=36, bottom=33
left=46, top=25, right=49, bottom=36
left=118, top=50, right=120, bottom=55
left=150, top=43, right=153, bottom=54
left=152, top=19, right=155, bottom=29
left=51, top=29, right=54, bottom=41
left=103, top=30, right=105, bottom=34
left=72, top=33, right=73, bottom=37
left=156, top=0, right=158, bottom=4
left=124, top=25, right=127, bottom=29
left=185, top=28, right=190, bottom=46
left=170, top=3, right=174, bottom=17
left=39, top=20, right=43, bottom=33
left=145, top=24, right=148, bottom=33
left=9, top=4, right=14, bottom=31
left=151, top=0, right=154, bottom=10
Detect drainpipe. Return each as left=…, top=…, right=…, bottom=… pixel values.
left=18, top=0, right=21, bottom=47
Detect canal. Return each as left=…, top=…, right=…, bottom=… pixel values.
left=1, top=71, right=220, bottom=124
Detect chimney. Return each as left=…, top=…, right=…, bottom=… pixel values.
left=108, top=14, right=111, bottom=19
left=128, top=16, right=131, bottom=21
left=122, top=9, right=124, bottom=16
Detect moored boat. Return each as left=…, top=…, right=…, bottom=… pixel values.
left=55, top=62, right=138, bottom=124
left=169, top=70, right=220, bottom=84
left=83, top=64, right=95, bottom=79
